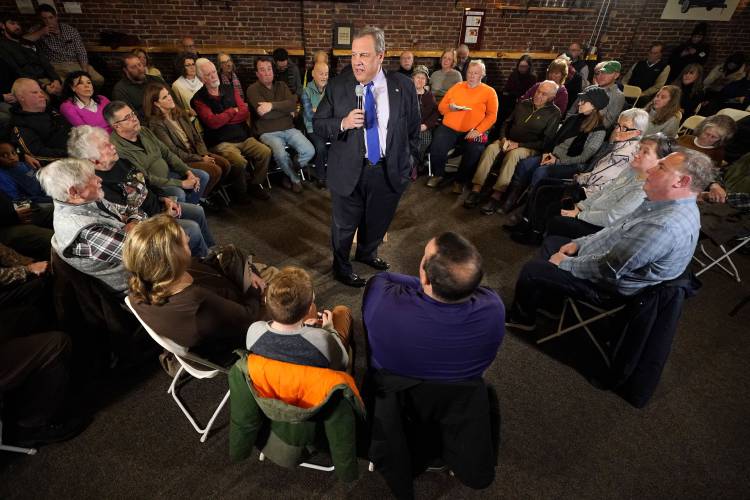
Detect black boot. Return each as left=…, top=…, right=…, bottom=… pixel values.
left=499, top=182, right=525, bottom=214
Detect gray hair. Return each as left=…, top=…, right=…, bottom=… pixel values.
left=37, top=158, right=95, bottom=202
left=620, top=108, right=650, bottom=135
left=695, top=114, right=737, bottom=146
left=468, top=59, right=486, bottom=77
left=672, top=146, right=715, bottom=192
left=103, top=100, right=131, bottom=125
left=539, top=79, right=560, bottom=92
left=195, top=57, right=215, bottom=80
left=67, top=125, right=108, bottom=161
left=353, top=26, right=385, bottom=54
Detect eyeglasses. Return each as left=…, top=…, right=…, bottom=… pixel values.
left=113, top=111, right=137, bottom=125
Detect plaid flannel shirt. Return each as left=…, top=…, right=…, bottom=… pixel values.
left=558, top=198, right=700, bottom=296
left=68, top=201, right=127, bottom=263
left=34, top=23, right=88, bottom=65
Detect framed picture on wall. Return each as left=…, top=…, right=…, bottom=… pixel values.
left=460, top=10, right=485, bottom=49
left=333, top=24, right=353, bottom=49
left=661, top=0, right=739, bottom=21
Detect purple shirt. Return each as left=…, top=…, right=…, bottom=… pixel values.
left=362, top=272, right=505, bottom=381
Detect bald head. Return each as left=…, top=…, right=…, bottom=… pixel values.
left=312, top=62, right=329, bottom=89
left=12, top=78, right=47, bottom=112
left=534, top=80, right=559, bottom=108
left=419, top=232, right=483, bottom=303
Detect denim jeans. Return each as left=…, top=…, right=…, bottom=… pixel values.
left=260, top=129, right=315, bottom=184
left=163, top=168, right=210, bottom=204
left=177, top=202, right=215, bottom=257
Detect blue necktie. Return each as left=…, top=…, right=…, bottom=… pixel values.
left=365, top=82, right=380, bottom=164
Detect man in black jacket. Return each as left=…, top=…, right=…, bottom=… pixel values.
left=314, top=26, right=420, bottom=287
left=0, top=14, right=61, bottom=96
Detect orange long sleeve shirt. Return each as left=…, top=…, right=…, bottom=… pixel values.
left=438, top=82, right=499, bottom=134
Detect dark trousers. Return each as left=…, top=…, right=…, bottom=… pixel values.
left=330, top=162, right=402, bottom=276
left=429, top=125, right=487, bottom=183
left=511, top=236, right=614, bottom=321
left=308, top=132, right=328, bottom=180
left=547, top=215, right=603, bottom=240
left=523, top=181, right=585, bottom=233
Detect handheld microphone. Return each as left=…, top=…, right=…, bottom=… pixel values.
left=355, top=84, right=364, bottom=110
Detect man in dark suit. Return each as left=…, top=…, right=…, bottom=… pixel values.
left=314, top=26, right=420, bottom=287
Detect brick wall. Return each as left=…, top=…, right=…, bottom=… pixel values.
left=2, top=0, right=749, bottom=89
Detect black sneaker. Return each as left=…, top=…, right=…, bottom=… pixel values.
left=480, top=198, right=502, bottom=215
left=463, top=191, right=482, bottom=209
left=511, top=230, right=543, bottom=246
left=502, top=218, right=530, bottom=233
left=9, top=415, right=91, bottom=448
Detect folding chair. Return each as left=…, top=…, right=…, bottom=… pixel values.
left=265, top=145, right=307, bottom=189
left=693, top=235, right=750, bottom=282
left=0, top=418, right=37, bottom=455
left=622, top=85, right=643, bottom=108
left=536, top=298, right=625, bottom=367
left=124, top=297, right=230, bottom=443
left=678, top=115, right=705, bottom=136
left=716, top=108, right=750, bottom=122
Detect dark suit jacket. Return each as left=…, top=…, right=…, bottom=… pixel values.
left=313, top=69, right=420, bottom=197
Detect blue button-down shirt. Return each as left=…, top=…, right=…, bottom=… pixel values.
left=559, top=197, right=700, bottom=296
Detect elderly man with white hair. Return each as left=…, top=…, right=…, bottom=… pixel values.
left=37, top=157, right=129, bottom=294
left=190, top=57, right=271, bottom=201
left=67, top=125, right=215, bottom=257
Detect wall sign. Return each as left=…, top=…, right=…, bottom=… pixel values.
left=460, top=9, right=485, bottom=49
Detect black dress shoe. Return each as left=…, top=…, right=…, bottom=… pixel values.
left=334, top=272, right=367, bottom=287
left=355, top=257, right=390, bottom=270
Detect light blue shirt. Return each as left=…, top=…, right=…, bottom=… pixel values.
left=559, top=197, right=700, bottom=296
left=364, top=68, right=389, bottom=159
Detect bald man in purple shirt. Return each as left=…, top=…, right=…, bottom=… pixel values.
left=362, top=232, right=505, bottom=381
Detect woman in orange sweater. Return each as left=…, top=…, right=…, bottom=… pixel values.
left=426, top=60, right=498, bottom=193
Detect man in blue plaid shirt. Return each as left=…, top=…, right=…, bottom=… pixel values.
left=506, top=147, right=715, bottom=331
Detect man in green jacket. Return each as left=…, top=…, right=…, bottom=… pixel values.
left=105, top=101, right=208, bottom=204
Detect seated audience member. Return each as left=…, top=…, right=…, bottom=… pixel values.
left=567, top=61, right=625, bottom=130
left=105, top=101, right=209, bottom=204
left=124, top=214, right=266, bottom=362
left=0, top=14, right=62, bottom=97
left=217, top=52, right=244, bottom=100
left=508, top=108, right=649, bottom=244
left=461, top=80, right=559, bottom=212
left=112, top=54, right=165, bottom=120
left=302, top=50, right=334, bottom=88
left=505, top=147, right=714, bottom=331
left=68, top=125, right=214, bottom=257
left=481, top=86, right=608, bottom=214
left=0, top=190, right=53, bottom=262
left=425, top=60, right=498, bottom=192
left=724, top=115, right=750, bottom=164
left=192, top=58, right=271, bottom=200
left=546, top=133, right=673, bottom=240
left=703, top=52, right=745, bottom=97
left=144, top=82, right=242, bottom=201
left=560, top=54, right=583, bottom=112
left=180, top=36, right=198, bottom=57
left=10, top=78, right=70, bottom=164
left=698, top=64, right=750, bottom=116
left=246, top=266, right=351, bottom=371
left=272, top=48, right=303, bottom=97
left=455, top=44, right=472, bottom=79
left=567, top=41, right=589, bottom=86
left=362, top=231, right=504, bottom=380
left=59, top=71, right=111, bottom=132
left=667, top=22, right=710, bottom=83
left=24, top=5, right=104, bottom=87
left=644, top=85, right=682, bottom=138
left=37, top=158, right=129, bottom=294
left=130, top=48, right=162, bottom=78
left=621, top=43, right=670, bottom=104
left=301, top=61, right=329, bottom=185
left=700, top=152, right=750, bottom=210
left=673, top=63, right=706, bottom=120
left=247, top=56, right=315, bottom=193
left=398, top=50, right=414, bottom=76
left=412, top=65, right=440, bottom=170
left=498, top=54, right=537, bottom=125
left=677, top=114, right=737, bottom=168
left=429, top=48, right=463, bottom=103
left=521, top=58, right=569, bottom=115
left=0, top=141, right=51, bottom=203
left=171, top=53, right=202, bottom=117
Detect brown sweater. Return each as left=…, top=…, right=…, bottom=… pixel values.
left=246, top=81, right=297, bottom=135
left=677, top=135, right=725, bottom=168
left=130, top=260, right=262, bottom=358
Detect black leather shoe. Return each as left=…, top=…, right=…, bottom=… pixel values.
left=355, top=257, right=390, bottom=270
left=334, top=272, right=367, bottom=288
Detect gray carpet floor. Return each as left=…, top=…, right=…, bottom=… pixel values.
left=2, top=178, right=750, bottom=499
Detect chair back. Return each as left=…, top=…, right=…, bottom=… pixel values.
left=717, top=108, right=750, bottom=122
left=678, top=114, right=705, bottom=136
left=623, top=84, right=642, bottom=107
left=124, top=296, right=221, bottom=379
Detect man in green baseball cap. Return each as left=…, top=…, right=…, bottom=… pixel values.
left=566, top=60, right=625, bottom=129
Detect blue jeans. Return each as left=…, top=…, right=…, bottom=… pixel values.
left=260, top=129, right=315, bottom=184
left=177, top=202, right=215, bottom=257
left=163, top=168, right=210, bottom=204
left=530, top=162, right=585, bottom=189
left=512, top=155, right=543, bottom=187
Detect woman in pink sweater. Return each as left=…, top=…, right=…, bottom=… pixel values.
left=59, top=71, right=112, bottom=133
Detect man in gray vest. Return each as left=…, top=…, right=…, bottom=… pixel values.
left=37, top=157, right=128, bottom=294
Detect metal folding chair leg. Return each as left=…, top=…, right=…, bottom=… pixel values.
left=259, top=451, right=336, bottom=472
left=0, top=420, right=37, bottom=455
left=693, top=237, right=750, bottom=282
left=168, top=366, right=230, bottom=442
